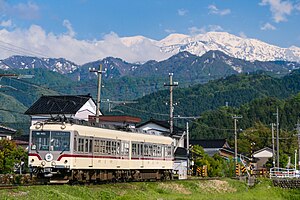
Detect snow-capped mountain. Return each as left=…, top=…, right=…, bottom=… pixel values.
left=121, top=32, right=300, bottom=63
left=0, top=56, right=78, bottom=74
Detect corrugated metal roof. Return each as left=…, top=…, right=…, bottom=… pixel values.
left=89, top=115, right=141, bottom=123
left=25, top=94, right=93, bottom=115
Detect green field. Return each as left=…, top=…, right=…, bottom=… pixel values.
left=0, top=178, right=299, bottom=200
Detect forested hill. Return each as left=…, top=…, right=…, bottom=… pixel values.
left=115, top=69, right=300, bottom=123
left=190, top=95, right=300, bottom=140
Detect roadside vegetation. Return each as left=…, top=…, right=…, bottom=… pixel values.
left=0, top=178, right=299, bottom=200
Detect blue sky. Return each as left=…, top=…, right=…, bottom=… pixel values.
left=0, top=0, right=300, bottom=64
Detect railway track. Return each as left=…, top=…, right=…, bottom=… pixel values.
left=0, top=173, right=224, bottom=188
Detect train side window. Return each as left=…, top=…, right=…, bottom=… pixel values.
left=111, top=141, right=116, bottom=155
left=78, top=138, right=84, bottom=152
left=149, top=145, right=153, bottom=157
left=144, top=144, right=149, bottom=157
left=94, top=139, right=100, bottom=153
left=166, top=145, right=172, bottom=157
left=132, top=143, right=137, bottom=156
left=106, top=141, right=111, bottom=155
left=157, top=145, right=162, bottom=157
left=121, top=141, right=129, bottom=156
left=100, top=140, right=106, bottom=154
left=124, top=142, right=129, bottom=156
left=153, top=145, right=157, bottom=157
left=139, top=143, right=143, bottom=157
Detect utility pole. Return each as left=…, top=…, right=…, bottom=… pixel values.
left=164, top=73, right=178, bottom=134
left=296, top=121, right=300, bottom=169
left=271, top=123, right=276, bottom=167
left=276, top=107, right=280, bottom=168
left=173, top=115, right=200, bottom=176
left=295, top=150, right=297, bottom=171
left=233, top=115, right=242, bottom=164
left=89, top=64, right=104, bottom=123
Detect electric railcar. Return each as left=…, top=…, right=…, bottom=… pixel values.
left=28, top=120, right=174, bottom=183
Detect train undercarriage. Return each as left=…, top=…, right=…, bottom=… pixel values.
left=33, top=168, right=173, bottom=184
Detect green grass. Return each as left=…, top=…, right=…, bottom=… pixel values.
left=0, top=178, right=300, bottom=200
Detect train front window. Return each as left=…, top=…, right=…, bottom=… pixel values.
left=50, top=131, right=70, bottom=151
left=31, top=131, right=70, bottom=152
left=32, top=131, right=50, bottom=151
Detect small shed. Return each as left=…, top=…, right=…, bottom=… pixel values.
left=189, top=139, right=230, bottom=156
left=0, top=125, right=17, bottom=140
left=137, top=118, right=185, bottom=147
left=253, top=147, right=273, bottom=168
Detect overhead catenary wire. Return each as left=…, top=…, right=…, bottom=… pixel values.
left=0, top=40, right=50, bottom=58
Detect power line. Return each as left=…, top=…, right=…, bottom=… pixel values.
left=117, top=104, right=169, bottom=117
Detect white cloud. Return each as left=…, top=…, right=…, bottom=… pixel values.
left=259, top=0, right=293, bottom=23
left=11, top=1, right=40, bottom=20
left=296, top=3, right=300, bottom=11
left=63, top=20, right=76, bottom=37
left=208, top=25, right=223, bottom=32
left=178, top=9, right=188, bottom=16
left=261, top=22, right=277, bottom=30
left=0, top=25, right=171, bottom=64
left=208, top=5, right=231, bottom=16
left=0, top=19, right=12, bottom=27
left=188, top=25, right=223, bottom=35
left=0, top=1, right=40, bottom=20
left=165, top=29, right=176, bottom=33
left=188, top=26, right=206, bottom=35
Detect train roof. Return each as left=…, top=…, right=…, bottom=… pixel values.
left=31, top=118, right=174, bottom=142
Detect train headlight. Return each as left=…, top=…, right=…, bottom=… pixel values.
left=45, top=153, right=53, bottom=161
left=41, top=161, right=46, bottom=166
left=51, top=161, right=56, bottom=166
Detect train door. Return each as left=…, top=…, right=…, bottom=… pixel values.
left=88, top=137, right=94, bottom=167
left=162, top=145, right=165, bottom=160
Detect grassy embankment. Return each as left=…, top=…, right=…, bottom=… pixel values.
left=0, top=178, right=300, bottom=200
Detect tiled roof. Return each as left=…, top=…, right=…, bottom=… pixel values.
left=25, top=94, right=94, bottom=115
left=189, top=139, right=229, bottom=149
left=136, top=118, right=184, bottom=135
left=0, top=125, right=17, bottom=135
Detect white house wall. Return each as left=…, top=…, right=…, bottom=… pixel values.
left=139, top=123, right=169, bottom=132
left=76, top=99, right=98, bottom=118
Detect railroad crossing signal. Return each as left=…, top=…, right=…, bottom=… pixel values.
left=202, top=165, right=207, bottom=177
left=197, top=167, right=201, bottom=176
left=235, top=163, right=240, bottom=176
left=241, top=166, right=247, bottom=174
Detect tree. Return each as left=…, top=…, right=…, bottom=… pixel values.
left=190, top=145, right=235, bottom=177
left=0, top=139, right=28, bottom=174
